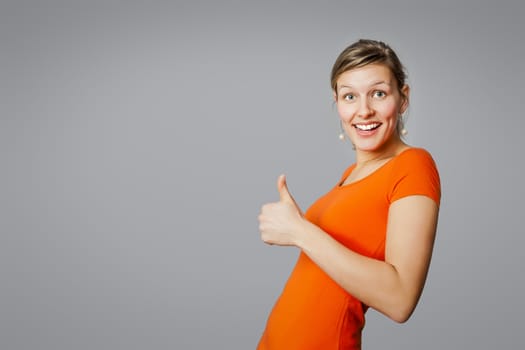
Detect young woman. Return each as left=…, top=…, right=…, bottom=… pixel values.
left=257, top=39, right=441, bottom=349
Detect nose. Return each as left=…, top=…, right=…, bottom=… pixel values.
left=357, top=98, right=374, bottom=118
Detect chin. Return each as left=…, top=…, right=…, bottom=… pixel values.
left=352, top=134, right=397, bottom=152
left=353, top=141, right=385, bottom=152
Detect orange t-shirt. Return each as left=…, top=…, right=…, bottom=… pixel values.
left=257, top=148, right=441, bottom=350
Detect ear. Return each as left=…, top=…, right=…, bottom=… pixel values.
left=333, top=91, right=338, bottom=103
left=400, top=84, right=410, bottom=114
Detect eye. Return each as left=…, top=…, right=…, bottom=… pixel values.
left=343, top=93, right=355, bottom=101
left=373, top=90, right=386, bottom=98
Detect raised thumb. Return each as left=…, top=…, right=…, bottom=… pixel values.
left=277, top=174, right=294, bottom=203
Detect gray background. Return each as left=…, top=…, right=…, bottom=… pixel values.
left=1, top=0, right=524, bottom=349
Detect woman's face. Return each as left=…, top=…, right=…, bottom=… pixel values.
left=335, top=64, right=408, bottom=153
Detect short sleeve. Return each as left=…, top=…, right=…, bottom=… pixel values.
left=388, top=148, right=441, bottom=206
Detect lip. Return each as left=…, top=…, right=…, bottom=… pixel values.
left=353, top=122, right=382, bottom=132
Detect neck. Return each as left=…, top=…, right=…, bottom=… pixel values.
left=355, top=137, right=406, bottom=166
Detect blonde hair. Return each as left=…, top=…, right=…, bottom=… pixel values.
left=330, top=39, right=407, bottom=100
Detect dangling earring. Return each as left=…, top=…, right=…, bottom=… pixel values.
left=338, top=120, right=345, bottom=140
left=398, top=114, right=408, bottom=136
left=339, top=121, right=356, bottom=150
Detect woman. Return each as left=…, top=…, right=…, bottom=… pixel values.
left=257, top=39, right=441, bottom=349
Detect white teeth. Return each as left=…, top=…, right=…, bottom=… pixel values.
left=355, top=123, right=380, bottom=131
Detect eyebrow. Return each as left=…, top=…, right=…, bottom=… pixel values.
left=338, top=80, right=392, bottom=92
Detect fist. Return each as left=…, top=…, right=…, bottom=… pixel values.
left=258, top=175, right=304, bottom=246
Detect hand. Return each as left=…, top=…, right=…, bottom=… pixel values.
left=258, top=174, right=304, bottom=246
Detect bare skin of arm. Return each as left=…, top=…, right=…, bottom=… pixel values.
left=259, top=175, right=439, bottom=323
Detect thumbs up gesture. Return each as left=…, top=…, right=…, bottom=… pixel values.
left=258, top=175, right=305, bottom=246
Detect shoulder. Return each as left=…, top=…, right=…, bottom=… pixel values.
left=395, top=147, right=437, bottom=167
left=391, top=147, right=440, bottom=179
left=388, top=147, right=441, bottom=205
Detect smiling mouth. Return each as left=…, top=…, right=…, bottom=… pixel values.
left=354, top=123, right=381, bottom=131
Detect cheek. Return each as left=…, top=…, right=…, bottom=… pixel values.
left=337, top=104, right=354, bottom=121
left=378, top=102, right=399, bottom=120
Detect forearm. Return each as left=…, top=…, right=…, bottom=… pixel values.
left=295, top=220, right=420, bottom=323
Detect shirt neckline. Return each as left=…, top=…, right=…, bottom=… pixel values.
left=337, top=147, right=417, bottom=189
